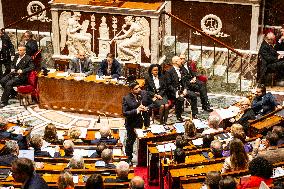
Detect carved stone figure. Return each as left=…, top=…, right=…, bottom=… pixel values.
left=59, top=11, right=93, bottom=57
left=113, top=16, right=150, bottom=62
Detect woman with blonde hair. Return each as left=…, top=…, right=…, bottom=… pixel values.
left=221, top=138, right=252, bottom=173
left=44, top=123, right=61, bottom=144
left=57, top=172, right=74, bottom=189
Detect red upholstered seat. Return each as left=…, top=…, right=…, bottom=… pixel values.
left=17, top=71, right=38, bottom=99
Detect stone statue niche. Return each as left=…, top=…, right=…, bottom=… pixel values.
left=98, top=16, right=111, bottom=59
left=113, top=16, right=151, bottom=63
left=59, top=11, right=93, bottom=57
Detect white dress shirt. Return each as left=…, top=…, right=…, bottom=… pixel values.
left=153, top=76, right=160, bottom=90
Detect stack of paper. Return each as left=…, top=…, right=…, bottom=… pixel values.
left=192, top=119, right=209, bottom=129
left=157, top=145, right=165, bottom=153
left=56, top=72, right=69, bottom=77
left=112, top=148, right=122, bottom=156
left=174, top=123, right=185, bottom=133
left=192, top=138, right=203, bottom=146
left=272, top=167, right=284, bottom=178
left=150, top=124, right=166, bottom=134
left=79, top=128, right=88, bottom=138
left=135, top=129, right=146, bottom=138
left=164, top=143, right=176, bottom=151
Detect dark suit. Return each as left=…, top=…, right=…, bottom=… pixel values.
left=69, top=57, right=94, bottom=76
left=34, top=148, right=60, bottom=157
left=23, top=173, right=48, bottom=189
left=181, top=64, right=210, bottom=111
left=0, top=33, right=15, bottom=76
left=98, top=59, right=121, bottom=79
left=25, top=39, right=38, bottom=57
left=165, top=66, right=185, bottom=118
left=252, top=92, right=279, bottom=116
left=0, top=54, right=34, bottom=104
left=122, top=90, right=152, bottom=160
left=90, top=137, right=117, bottom=145
left=258, top=40, right=284, bottom=83
left=275, top=37, right=284, bottom=51
left=0, top=154, right=17, bottom=166
left=144, top=74, right=168, bottom=107
left=236, top=108, right=256, bottom=134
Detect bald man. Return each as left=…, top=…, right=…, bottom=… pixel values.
left=258, top=32, right=284, bottom=84
left=130, top=176, right=144, bottom=189
left=69, top=50, right=94, bottom=76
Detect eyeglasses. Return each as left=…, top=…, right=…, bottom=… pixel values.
left=133, top=86, right=140, bottom=90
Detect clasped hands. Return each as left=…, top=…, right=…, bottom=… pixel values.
left=153, top=94, right=163, bottom=101
left=137, top=104, right=148, bottom=113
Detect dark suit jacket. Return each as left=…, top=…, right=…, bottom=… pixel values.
left=23, top=173, right=48, bottom=189
left=25, top=39, right=38, bottom=57
left=236, top=108, right=256, bottom=133
left=181, top=64, right=196, bottom=81
left=275, top=37, right=284, bottom=51
left=34, top=149, right=60, bottom=157
left=122, top=90, right=153, bottom=129
left=90, top=137, right=117, bottom=145
left=165, top=66, right=183, bottom=99
left=98, top=59, right=121, bottom=78
left=69, top=57, right=94, bottom=76
left=252, top=92, right=279, bottom=116
left=0, top=33, right=15, bottom=61
left=11, top=54, right=34, bottom=82
left=0, top=154, right=17, bottom=166
left=144, top=74, right=167, bottom=98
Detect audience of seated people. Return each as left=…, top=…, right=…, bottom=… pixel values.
left=202, top=115, right=222, bottom=135
left=221, top=138, right=252, bottom=173
left=11, top=158, right=48, bottom=189
left=91, top=126, right=117, bottom=145
left=0, top=140, right=19, bottom=166
left=85, top=173, right=105, bottom=189
left=57, top=172, right=74, bottom=189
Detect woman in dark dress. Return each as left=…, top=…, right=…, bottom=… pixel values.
left=144, top=64, right=169, bottom=124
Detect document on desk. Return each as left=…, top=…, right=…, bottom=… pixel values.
left=150, top=124, right=166, bottom=134
left=215, top=108, right=238, bottom=119
left=56, top=72, right=69, bottom=77
left=272, top=167, right=284, bottom=178
left=57, top=130, right=65, bottom=140
left=74, top=149, right=89, bottom=157
left=164, top=142, right=176, bottom=151
left=157, top=145, right=165, bottom=153
left=112, top=148, right=122, bottom=156
left=42, top=147, right=56, bottom=157
left=173, top=123, right=185, bottom=133
left=79, top=128, right=88, bottom=138
left=192, top=119, right=209, bottom=129
left=192, top=138, right=203, bottom=146
left=135, top=129, right=146, bottom=138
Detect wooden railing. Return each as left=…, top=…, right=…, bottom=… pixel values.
left=163, top=11, right=245, bottom=91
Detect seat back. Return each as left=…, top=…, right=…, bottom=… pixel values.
left=28, top=70, right=38, bottom=88
left=32, top=49, right=42, bottom=72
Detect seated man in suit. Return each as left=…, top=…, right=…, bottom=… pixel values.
left=11, top=158, right=48, bottom=189
left=210, top=140, right=223, bottom=158
left=100, top=149, right=116, bottom=169
left=0, top=140, right=19, bottom=166
left=98, top=53, right=121, bottom=79
left=69, top=50, right=94, bottom=76
left=29, top=134, right=60, bottom=157
left=130, top=176, right=144, bottom=189
left=0, top=45, right=34, bottom=107
left=253, top=131, right=284, bottom=164
left=258, top=32, right=284, bottom=83
left=180, top=54, right=212, bottom=113
left=91, top=126, right=117, bottom=145
left=252, top=84, right=281, bottom=116
left=22, top=30, right=38, bottom=57
left=68, top=155, right=84, bottom=169
left=275, top=25, right=284, bottom=51
left=105, top=161, right=130, bottom=183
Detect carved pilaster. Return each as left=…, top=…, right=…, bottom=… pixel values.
left=250, top=4, right=260, bottom=51
left=165, top=1, right=171, bottom=36
left=0, top=0, right=4, bottom=28
left=151, top=17, right=159, bottom=64
left=51, top=9, right=60, bottom=55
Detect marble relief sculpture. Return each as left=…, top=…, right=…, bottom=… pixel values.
left=59, top=11, right=93, bottom=57
left=113, top=16, right=150, bottom=62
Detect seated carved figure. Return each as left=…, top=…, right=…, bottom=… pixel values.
left=113, top=16, right=150, bottom=62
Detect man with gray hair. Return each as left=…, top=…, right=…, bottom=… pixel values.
left=202, top=115, right=223, bottom=135
left=116, top=161, right=130, bottom=182
left=91, top=126, right=117, bottom=145
left=210, top=140, right=223, bottom=158
left=0, top=140, right=19, bottom=166
left=69, top=50, right=94, bottom=76
left=68, top=155, right=84, bottom=169
left=101, top=148, right=116, bottom=168
left=130, top=176, right=144, bottom=189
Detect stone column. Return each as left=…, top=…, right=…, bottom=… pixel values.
left=0, top=0, right=4, bottom=28
left=151, top=17, right=159, bottom=64
left=51, top=9, right=60, bottom=56
left=250, top=4, right=260, bottom=51
left=164, top=0, right=171, bottom=36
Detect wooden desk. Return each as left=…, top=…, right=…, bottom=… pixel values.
left=38, top=73, right=129, bottom=117
left=136, top=129, right=178, bottom=166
